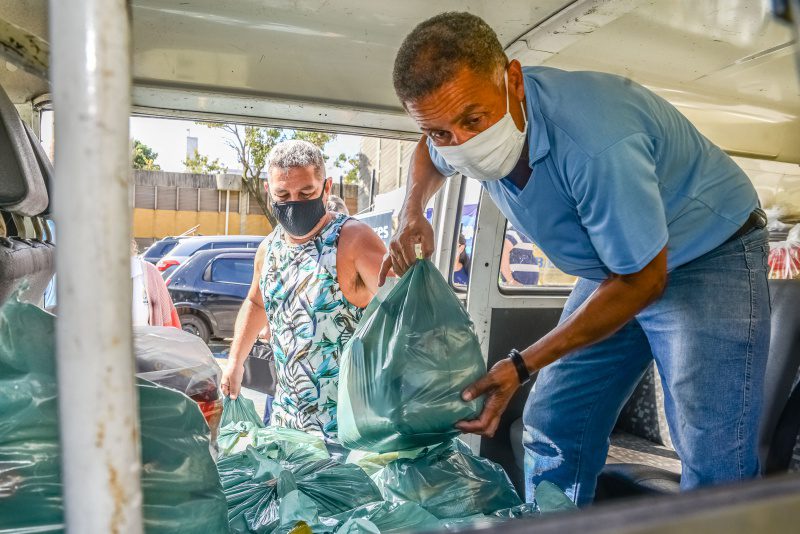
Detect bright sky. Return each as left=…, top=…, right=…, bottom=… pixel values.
left=129, top=117, right=363, bottom=179
left=39, top=112, right=363, bottom=179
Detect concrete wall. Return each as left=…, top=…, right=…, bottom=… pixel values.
left=132, top=170, right=272, bottom=246
left=132, top=209, right=271, bottom=240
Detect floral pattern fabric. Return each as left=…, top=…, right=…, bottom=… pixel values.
left=260, top=213, right=361, bottom=442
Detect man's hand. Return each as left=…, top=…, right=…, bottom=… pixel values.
left=379, top=212, right=435, bottom=285
left=456, top=358, right=521, bottom=438
left=221, top=363, right=245, bottom=399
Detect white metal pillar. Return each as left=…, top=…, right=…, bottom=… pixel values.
left=50, top=1, right=144, bottom=532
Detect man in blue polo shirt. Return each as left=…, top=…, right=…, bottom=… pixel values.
left=380, top=12, right=770, bottom=505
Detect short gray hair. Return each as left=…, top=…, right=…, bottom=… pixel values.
left=267, top=139, right=325, bottom=179
left=393, top=12, right=507, bottom=104
left=326, top=194, right=349, bottom=215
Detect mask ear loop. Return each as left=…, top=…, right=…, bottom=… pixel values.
left=504, top=69, right=528, bottom=130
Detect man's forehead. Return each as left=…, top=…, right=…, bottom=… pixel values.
left=268, top=166, right=324, bottom=185
left=406, top=68, right=501, bottom=127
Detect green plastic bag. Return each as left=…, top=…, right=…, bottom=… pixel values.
left=0, top=296, right=229, bottom=533
left=437, top=515, right=507, bottom=531
left=336, top=517, right=381, bottom=534
left=222, top=394, right=265, bottom=428
left=219, top=446, right=382, bottom=533
left=272, top=490, right=338, bottom=534
left=344, top=448, right=423, bottom=477
left=219, top=420, right=258, bottom=456
left=330, top=500, right=440, bottom=533
left=218, top=422, right=330, bottom=461
left=249, top=426, right=330, bottom=461
left=374, top=439, right=522, bottom=519
left=531, top=480, right=577, bottom=513
left=338, top=260, right=486, bottom=453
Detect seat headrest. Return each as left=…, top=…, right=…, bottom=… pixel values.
left=0, top=84, right=48, bottom=216
left=23, top=122, right=52, bottom=217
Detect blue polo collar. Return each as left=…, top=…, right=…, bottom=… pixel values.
left=523, top=68, right=551, bottom=166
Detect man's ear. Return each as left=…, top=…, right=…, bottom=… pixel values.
left=322, top=177, right=332, bottom=203
left=507, top=59, right=525, bottom=102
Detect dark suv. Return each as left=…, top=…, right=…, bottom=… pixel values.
left=167, top=248, right=256, bottom=343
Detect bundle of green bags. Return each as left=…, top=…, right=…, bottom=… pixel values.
left=214, top=261, right=576, bottom=533
left=0, top=296, right=228, bottom=533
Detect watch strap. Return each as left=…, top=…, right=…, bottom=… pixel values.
left=508, top=349, right=531, bottom=385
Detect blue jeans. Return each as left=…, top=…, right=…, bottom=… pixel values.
left=523, top=227, right=770, bottom=505
left=262, top=394, right=274, bottom=426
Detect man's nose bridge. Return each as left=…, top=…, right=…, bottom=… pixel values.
left=451, top=129, right=477, bottom=146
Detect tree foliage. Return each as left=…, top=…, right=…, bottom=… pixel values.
left=132, top=139, right=161, bottom=171
left=183, top=150, right=227, bottom=174
left=334, top=153, right=361, bottom=185
left=197, top=123, right=337, bottom=227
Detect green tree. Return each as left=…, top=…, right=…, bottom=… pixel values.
left=132, top=139, right=161, bottom=170
left=183, top=150, right=227, bottom=174
left=197, top=123, right=336, bottom=227
left=334, top=153, right=361, bottom=185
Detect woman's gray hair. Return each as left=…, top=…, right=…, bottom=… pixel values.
left=267, top=139, right=326, bottom=179
left=393, top=12, right=507, bottom=104
left=326, top=194, right=350, bottom=215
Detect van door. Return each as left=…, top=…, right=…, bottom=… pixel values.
left=455, top=178, right=576, bottom=493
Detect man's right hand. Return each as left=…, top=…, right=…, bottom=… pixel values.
left=379, top=210, right=435, bottom=285
left=221, top=363, right=245, bottom=399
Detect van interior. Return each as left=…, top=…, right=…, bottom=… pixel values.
left=1, top=0, right=799, bottom=532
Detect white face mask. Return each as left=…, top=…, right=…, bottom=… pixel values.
left=434, top=72, right=528, bottom=182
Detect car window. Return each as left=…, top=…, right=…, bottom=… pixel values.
left=210, top=257, right=255, bottom=285
left=152, top=241, right=178, bottom=257
left=499, top=221, right=577, bottom=290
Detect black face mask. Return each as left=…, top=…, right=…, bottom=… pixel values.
left=271, top=188, right=327, bottom=237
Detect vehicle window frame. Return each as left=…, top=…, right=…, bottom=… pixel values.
left=203, top=255, right=255, bottom=285
left=497, top=218, right=575, bottom=297
left=448, top=178, right=469, bottom=294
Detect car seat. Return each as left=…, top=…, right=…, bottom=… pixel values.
left=0, top=82, right=54, bottom=306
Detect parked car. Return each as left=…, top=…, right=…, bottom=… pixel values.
left=156, top=235, right=264, bottom=279
left=167, top=248, right=256, bottom=343
left=142, top=236, right=186, bottom=265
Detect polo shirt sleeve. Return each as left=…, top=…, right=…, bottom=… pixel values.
left=570, top=133, right=668, bottom=275
left=425, top=137, right=458, bottom=177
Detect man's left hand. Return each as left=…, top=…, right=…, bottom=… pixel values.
left=456, top=358, right=521, bottom=438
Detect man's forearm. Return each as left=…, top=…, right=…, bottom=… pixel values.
left=522, top=262, right=666, bottom=373
left=227, top=299, right=267, bottom=369
left=402, top=137, right=446, bottom=217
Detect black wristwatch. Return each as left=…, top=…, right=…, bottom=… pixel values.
left=508, top=349, right=532, bottom=385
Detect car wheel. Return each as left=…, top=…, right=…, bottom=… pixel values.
left=178, top=312, right=211, bottom=343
